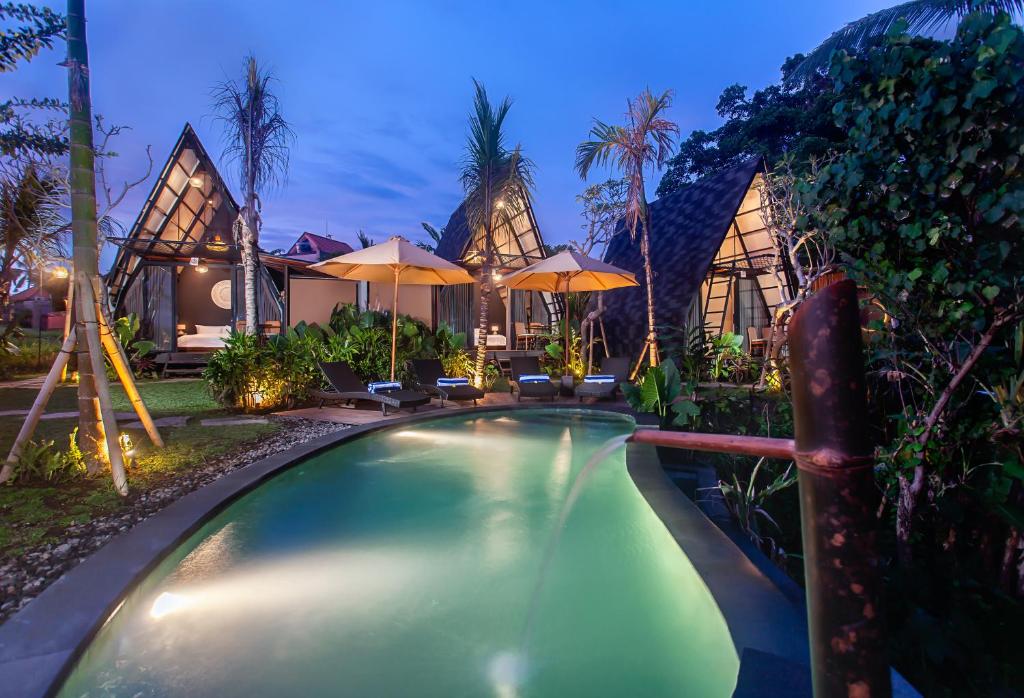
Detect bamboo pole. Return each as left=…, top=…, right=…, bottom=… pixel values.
left=60, top=267, right=74, bottom=382
left=78, top=272, right=128, bottom=494
left=93, top=279, right=163, bottom=448
left=390, top=266, right=400, bottom=381
left=0, top=328, right=78, bottom=484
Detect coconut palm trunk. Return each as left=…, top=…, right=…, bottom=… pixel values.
left=460, top=81, right=534, bottom=389
left=575, top=88, right=677, bottom=372
left=66, top=0, right=127, bottom=493
left=235, top=213, right=258, bottom=334
left=638, top=209, right=659, bottom=365
left=214, top=55, right=292, bottom=337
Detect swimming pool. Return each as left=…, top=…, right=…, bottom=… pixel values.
left=58, top=410, right=739, bottom=697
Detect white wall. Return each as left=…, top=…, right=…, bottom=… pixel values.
left=366, top=283, right=433, bottom=327
left=288, top=277, right=357, bottom=327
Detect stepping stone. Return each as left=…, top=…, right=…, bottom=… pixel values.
left=40, top=411, right=78, bottom=421
left=122, top=416, right=190, bottom=430
left=199, top=417, right=269, bottom=427
left=39, top=410, right=140, bottom=421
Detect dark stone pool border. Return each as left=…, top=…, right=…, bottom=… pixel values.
left=0, top=404, right=815, bottom=698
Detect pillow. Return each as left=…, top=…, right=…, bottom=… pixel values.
left=196, top=324, right=230, bottom=336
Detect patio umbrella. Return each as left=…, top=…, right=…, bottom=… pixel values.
left=498, top=249, right=638, bottom=374
left=310, top=236, right=474, bottom=380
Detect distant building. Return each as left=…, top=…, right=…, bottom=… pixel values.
left=10, top=284, right=66, bottom=331
left=284, top=232, right=354, bottom=262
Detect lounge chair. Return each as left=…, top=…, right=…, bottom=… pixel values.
left=409, top=359, right=485, bottom=406
left=311, top=361, right=430, bottom=415
left=509, top=356, right=558, bottom=402
left=575, top=357, right=630, bottom=402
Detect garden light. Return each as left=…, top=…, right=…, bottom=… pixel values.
left=119, top=432, right=137, bottom=460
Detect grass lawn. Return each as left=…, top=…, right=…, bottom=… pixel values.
left=0, top=379, right=282, bottom=557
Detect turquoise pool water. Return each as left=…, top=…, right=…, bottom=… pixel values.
left=59, top=410, right=739, bottom=697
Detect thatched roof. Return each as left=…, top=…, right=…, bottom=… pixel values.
left=600, top=157, right=764, bottom=355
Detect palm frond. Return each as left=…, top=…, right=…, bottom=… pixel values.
left=212, top=54, right=294, bottom=206
left=791, top=0, right=1024, bottom=82
left=459, top=80, right=534, bottom=238
left=576, top=89, right=678, bottom=237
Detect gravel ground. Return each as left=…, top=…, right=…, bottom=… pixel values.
left=0, top=416, right=347, bottom=624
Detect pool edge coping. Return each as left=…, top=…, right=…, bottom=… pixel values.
left=0, top=403, right=837, bottom=698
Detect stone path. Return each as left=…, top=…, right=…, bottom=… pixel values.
left=198, top=417, right=269, bottom=427
left=0, top=408, right=271, bottom=429
left=122, top=415, right=190, bottom=430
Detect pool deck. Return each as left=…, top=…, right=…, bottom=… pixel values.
left=277, top=391, right=627, bottom=425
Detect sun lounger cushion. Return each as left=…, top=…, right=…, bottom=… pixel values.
left=518, top=374, right=550, bottom=383
left=437, top=377, right=470, bottom=386
left=584, top=374, right=615, bottom=383
left=368, top=381, right=402, bottom=393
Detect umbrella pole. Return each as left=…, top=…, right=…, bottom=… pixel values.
left=564, top=276, right=570, bottom=378
left=390, top=267, right=399, bottom=381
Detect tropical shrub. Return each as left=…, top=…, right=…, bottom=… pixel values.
left=329, top=304, right=437, bottom=382
left=706, top=332, right=754, bottom=383
left=204, top=309, right=505, bottom=411
left=111, top=313, right=156, bottom=378
left=622, top=359, right=700, bottom=428
left=544, top=328, right=586, bottom=380
left=714, top=458, right=796, bottom=564
left=7, top=429, right=87, bottom=484
left=0, top=327, right=62, bottom=379
left=785, top=13, right=1024, bottom=693
left=203, top=331, right=276, bottom=410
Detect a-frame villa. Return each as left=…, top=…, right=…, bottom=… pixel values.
left=601, top=157, right=794, bottom=357
left=434, top=194, right=559, bottom=349
left=106, top=124, right=368, bottom=352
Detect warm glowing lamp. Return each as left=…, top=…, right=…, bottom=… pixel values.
left=195, top=261, right=209, bottom=274
left=207, top=235, right=228, bottom=253
left=189, top=174, right=204, bottom=188
left=51, top=265, right=69, bottom=280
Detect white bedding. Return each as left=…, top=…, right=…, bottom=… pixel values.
left=177, top=333, right=227, bottom=350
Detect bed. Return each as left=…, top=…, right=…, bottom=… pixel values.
left=177, top=324, right=230, bottom=351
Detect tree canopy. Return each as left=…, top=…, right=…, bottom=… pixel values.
left=798, top=13, right=1024, bottom=691
left=656, top=55, right=845, bottom=197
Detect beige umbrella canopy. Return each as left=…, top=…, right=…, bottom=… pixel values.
left=311, top=236, right=474, bottom=380
left=499, top=249, right=638, bottom=373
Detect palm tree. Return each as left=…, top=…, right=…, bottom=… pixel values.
left=575, top=88, right=678, bottom=369
left=0, top=165, right=64, bottom=327
left=213, top=55, right=293, bottom=335
left=416, top=222, right=444, bottom=253
left=460, top=80, right=534, bottom=387
left=792, top=0, right=1024, bottom=80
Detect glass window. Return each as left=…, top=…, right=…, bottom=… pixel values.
left=166, top=163, right=187, bottom=195
left=179, top=148, right=199, bottom=175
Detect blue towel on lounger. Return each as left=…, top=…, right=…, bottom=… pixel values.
left=368, top=381, right=402, bottom=394
left=437, top=377, right=470, bottom=386
left=518, top=374, right=550, bottom=383
left=584, top=374, right=615, bottom=383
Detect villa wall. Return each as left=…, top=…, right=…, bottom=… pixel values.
left=288, top=277, right=357, bottom=327
left=367, top=283, right=433, bottom=327
left=177, top=265, right=232, bottom=332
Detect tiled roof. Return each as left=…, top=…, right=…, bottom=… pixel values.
left=435, top=203, right=470, bottom=263
left=600, top=157, right=763, bottom=356
left=300, top=232, right=353, bottom=257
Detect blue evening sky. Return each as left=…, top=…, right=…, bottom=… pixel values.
left=10, top=0, right=891, bottom=268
